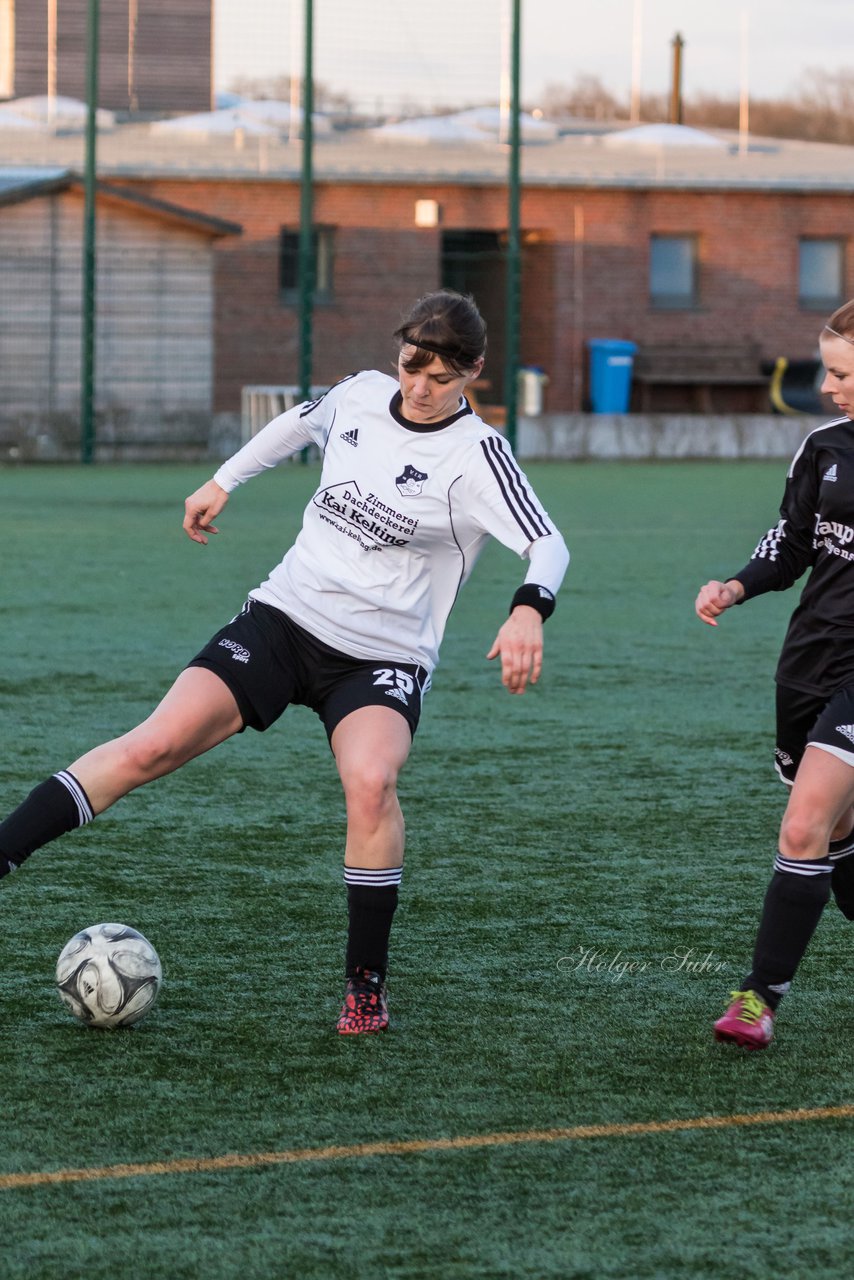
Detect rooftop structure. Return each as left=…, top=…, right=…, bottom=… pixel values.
left=0, top=107, right=851, bottom=192
left=0, top=103, right=850, bottom=443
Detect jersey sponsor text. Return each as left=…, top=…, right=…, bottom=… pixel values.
left=814, top=515, right=854, bottom=546
left=314, top=482, right=416, bottom=548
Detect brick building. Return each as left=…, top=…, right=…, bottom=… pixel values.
left=1, top=114, right=853, bottom=444
left=1, top=0, right=212, bottom=114
left=103, top=122, right=854, bottom=418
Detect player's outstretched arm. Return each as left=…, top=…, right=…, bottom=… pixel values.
left=695, top=578, right=745, bottom=627
left=486, top=604, right=543, bottom=695
left=183, top=478, right=229, bottom=545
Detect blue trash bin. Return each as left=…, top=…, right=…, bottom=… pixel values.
left=587, top=339, right=637, bottom=413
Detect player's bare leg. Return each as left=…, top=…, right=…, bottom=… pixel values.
left=0, top=667, right=243, bottom=881
left=69, top=667, right=245, bottom=813
left=780, top=748, right=854, bottom=924
left=331, top=706, right=412, bottom=1033
left=832, top=804, right=854, bottom=842
left=779, top=745, right=854, bottom=861
left=332, top=705, right=411, bottom=870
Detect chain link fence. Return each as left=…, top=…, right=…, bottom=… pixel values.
left=0, top=1, right=514, bottom=461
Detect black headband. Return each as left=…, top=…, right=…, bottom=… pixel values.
left=398, top=333, right=477, bottom=365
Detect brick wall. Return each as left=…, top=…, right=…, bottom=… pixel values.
left=117, top=175, right=854, bottom=413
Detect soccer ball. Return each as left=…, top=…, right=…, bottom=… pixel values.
left=56, top=922, right=162, bottom=1029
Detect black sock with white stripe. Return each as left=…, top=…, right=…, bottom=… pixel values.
left=344, top=865, right=402, bottom=980
left=745, top=853, right=832, bottom=1009
left=0, top=771, right=94, bottom=879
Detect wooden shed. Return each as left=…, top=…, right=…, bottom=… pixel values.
left=0, top=168, right=240, bottom=458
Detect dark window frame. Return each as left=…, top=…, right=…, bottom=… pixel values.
left=279, top=225, right=335, bottom=306
left=441, top=228, right=504, bottom=292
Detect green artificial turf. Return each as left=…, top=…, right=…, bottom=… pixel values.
left=2, top=459, right=854, bottom=1279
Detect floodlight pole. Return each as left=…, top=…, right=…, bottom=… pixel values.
left=298, top=0, right=315, bottom=403
left=503, top=0, right=522, bottom=451
left=80, top=0, right=100, bottom=464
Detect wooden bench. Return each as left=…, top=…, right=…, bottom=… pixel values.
left=632, top=343, right=768, bottom=412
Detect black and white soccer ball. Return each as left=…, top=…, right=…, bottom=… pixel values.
left=56, top=923, right=162, bottom=1029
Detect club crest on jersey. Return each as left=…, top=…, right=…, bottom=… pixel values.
left=396, top=464, right=428, bottom=496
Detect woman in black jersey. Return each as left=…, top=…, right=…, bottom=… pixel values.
left=695, top=298, right=854, bottom=1048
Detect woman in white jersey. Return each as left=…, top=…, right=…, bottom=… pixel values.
left=0, top=290, right=569, bottom=1035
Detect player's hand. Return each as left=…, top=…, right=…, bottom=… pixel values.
left=486, top=604, right=543, bottom=694
left=695, top=579, right=744, bottom=627
left=183, top=479, right=229, bottom=544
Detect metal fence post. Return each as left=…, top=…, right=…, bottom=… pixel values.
left=80, top=0, right=100, bottom=465
left=503, top=0, right=521, bottom=451
left=298, top=0, right=315, bottom=406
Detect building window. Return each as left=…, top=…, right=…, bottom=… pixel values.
left=799, top=238, right=844, bottom=309
left=279, top=226, right=334, bottom=305
left=441, top=229, right=503, bottom=291
left=649, top=234, right=698, bottom=309
left=441, top=229, right=506, bottom=397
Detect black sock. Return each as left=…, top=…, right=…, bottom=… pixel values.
left=745, top=853, right=832, bottom=1008
left=0, top=771, right=93, bottom=879
left=343, top=867, right=402, bottom=979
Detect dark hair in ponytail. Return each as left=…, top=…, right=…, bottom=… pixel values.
left=394, top=290, right=487, bottom=375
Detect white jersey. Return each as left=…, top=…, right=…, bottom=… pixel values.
left=214, top=370, right=568, bottom=673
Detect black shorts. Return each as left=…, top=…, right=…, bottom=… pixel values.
left=187, top=599, right=429, bottom=741
left=776, top=683, right=854, bottom=784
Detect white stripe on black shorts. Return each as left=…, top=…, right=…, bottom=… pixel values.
left=187, top=599, right=429, bottom=740
left=805, top=684, right=854, bottom=773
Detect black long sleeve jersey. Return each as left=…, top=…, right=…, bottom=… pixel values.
left=732, top=414, right=854, bottom=696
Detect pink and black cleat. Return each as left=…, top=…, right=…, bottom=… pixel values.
left=714, top=989, right=775, bottom=1049
left=336, top=967, right=389, bottom=1035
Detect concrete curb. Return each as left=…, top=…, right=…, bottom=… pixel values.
left=516, top=413, right=827, bottom=461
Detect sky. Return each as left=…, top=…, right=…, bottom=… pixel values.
left=214, top=0, right=854, bottom=112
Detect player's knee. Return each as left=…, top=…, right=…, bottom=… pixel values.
left=779, top=809, right=831, bottom=860
left=341, top=759, right=399, bottom=824
left=117, top=729, right=186, bottom=784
